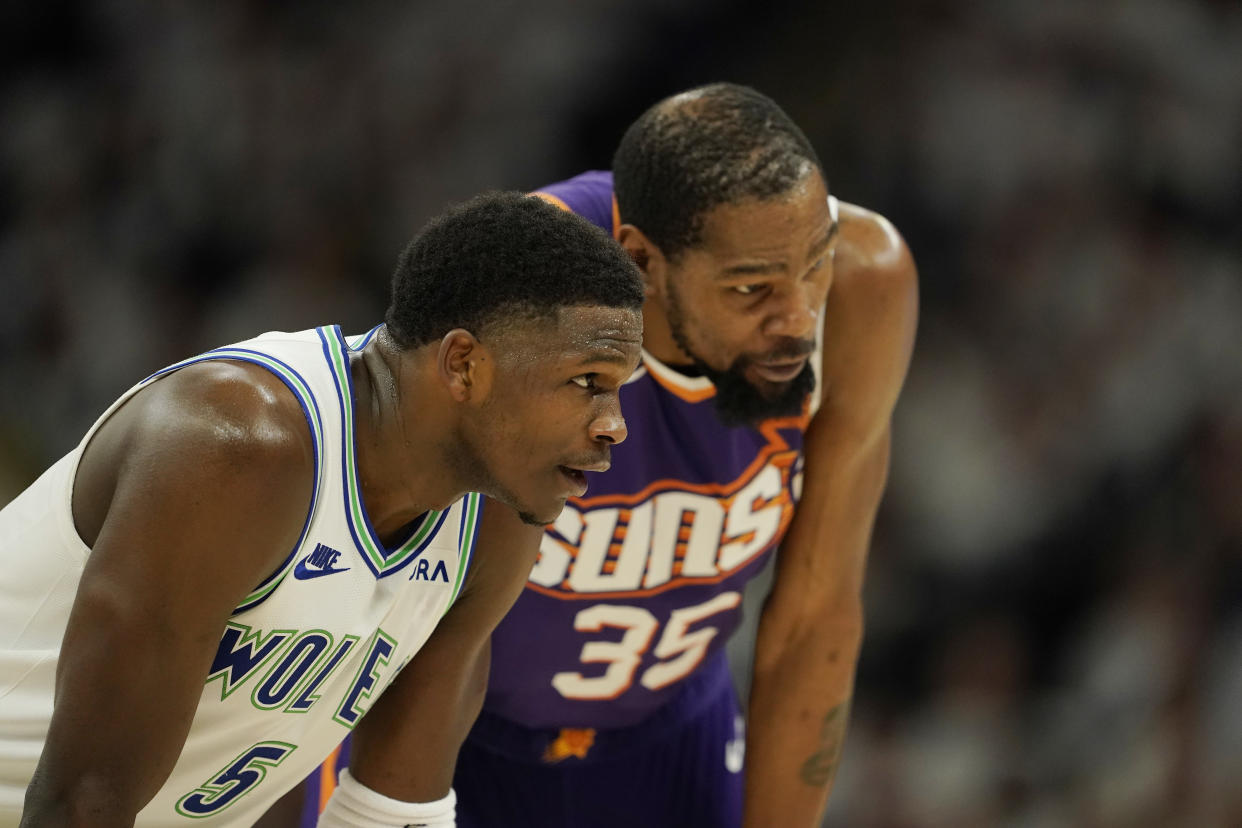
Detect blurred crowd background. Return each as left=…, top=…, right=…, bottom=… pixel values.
left=2, top=1, right=1239, bottom=825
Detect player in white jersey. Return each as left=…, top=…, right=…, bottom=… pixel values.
left=0, top=191, right=644, bottom=827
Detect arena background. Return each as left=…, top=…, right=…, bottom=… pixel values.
left=2, top=1, right=1240, bottom=825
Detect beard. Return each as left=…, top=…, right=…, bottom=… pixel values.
left=701, top=356, right=815, bottom=427
left=666, top=285, right=817, bottom=428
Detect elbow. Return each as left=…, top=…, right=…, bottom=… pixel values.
left=23, top=771, right=139, bottom=828
left=778, top=586, right=867, bottom=642
left=754, top=595, right=866, bottom=676
left=832, top=599, right=866, bottom=641
left=811, top=601, right=866, bottom=663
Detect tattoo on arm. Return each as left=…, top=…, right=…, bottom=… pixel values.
left=798, top=700, right=851, bottom=787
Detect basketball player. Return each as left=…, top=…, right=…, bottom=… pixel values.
left=0, top=192, right=644, bottom=826
left=446, top=85, right=919, bottom=827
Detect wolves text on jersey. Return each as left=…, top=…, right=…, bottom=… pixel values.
left=205, top=622, right=396, bottom=725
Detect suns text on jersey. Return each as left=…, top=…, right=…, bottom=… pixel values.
left=530, top=446, right=803, bottom=599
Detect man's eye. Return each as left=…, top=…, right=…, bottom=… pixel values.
left=571, top=375, right=596, bottom=389
left=734, top=283, right=766, bottom=296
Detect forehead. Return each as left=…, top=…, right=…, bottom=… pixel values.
left=692, top=172, right=831, bottom=259
left=498, top=305, right=642, bottom=362
left=556, top=304, right=650, bottom=357
left=560, top=302, right=641, bottom=330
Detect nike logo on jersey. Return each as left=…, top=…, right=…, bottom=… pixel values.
left=293, top=543, right=350, bottom=579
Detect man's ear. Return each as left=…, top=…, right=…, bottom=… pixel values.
left=617, top=224, right=667, bottom=299
left=437, top=329, right=493, bottom=402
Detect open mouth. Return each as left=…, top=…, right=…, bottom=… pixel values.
left=751, top=358, right=808, bottom=384
left=557, top=466, right=589, bottom=497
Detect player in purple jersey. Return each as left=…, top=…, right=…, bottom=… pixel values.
left=449, top=85, right=920, bottom=828
left=300, top=85, right=918, bottom=827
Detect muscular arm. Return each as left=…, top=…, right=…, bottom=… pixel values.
left=21, top=363, right=315, bottom=827
left=345, top=501, right=542, bottom=802
left=742, top=204, right=918, bottom=827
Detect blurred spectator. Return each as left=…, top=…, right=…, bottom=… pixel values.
left=2, top=1, right=1239, bottom=825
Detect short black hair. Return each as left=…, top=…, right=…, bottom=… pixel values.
left=385, top=191, right=644, bottom=348
left=612, top=83, right=823, bottom=258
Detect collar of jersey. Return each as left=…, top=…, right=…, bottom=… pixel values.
left=638, top=349, right=717, bottom=403
left=318, top=325, right=447, bottom=578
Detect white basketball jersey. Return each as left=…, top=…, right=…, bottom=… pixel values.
left=0, top=326, right=481, bottom=826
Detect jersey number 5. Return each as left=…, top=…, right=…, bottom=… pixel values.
left=176, top=741, right=297, bottom=817
left=551, top=591, right=741, bottom=700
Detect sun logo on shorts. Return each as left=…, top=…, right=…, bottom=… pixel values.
left=542, top=728, right=596, bottom=762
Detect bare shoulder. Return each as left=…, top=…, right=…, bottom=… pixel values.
left=834, top=201, right=917, bottom=295
left=162, top=359, right=311, bottom=443
left=116, top=359, right=313, bottom=473
left=814, top=202, right=919, bottom=440
left=74, top=359, right=315, bottom=547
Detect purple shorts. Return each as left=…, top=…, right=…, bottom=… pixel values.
left=457, top=652, right=744, bottom=828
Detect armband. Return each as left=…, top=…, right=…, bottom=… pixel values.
left=318, top=768, right=456, bottom=827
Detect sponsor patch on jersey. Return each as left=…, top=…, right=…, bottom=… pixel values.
left=408, top=556, right=450, bottom=582
left=293, top=543, right=350, bottom=579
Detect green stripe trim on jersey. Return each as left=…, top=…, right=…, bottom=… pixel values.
left=445, top=492, right=481, bottom=613
left=217, top=350, right=324, bottom=608
left=321, top=328, right=443, bottom=577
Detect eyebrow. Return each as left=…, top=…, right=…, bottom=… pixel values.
left=818, top=220, right=841, bottom=252
left=719, top=220, right=839, bottom=278
left=572, top=341, right=641, bottom=367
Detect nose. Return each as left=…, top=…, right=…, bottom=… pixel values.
left=589, top=396, right=628, bottom=446
left=762, top=283, right=818, bottom=340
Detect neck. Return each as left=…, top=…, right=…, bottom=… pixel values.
left=351, top=331, right=466, bottom=545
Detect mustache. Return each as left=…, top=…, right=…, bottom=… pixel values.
left=748, top=338, right=816, bottom=364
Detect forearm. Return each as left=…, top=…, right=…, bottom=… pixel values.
left=742, top=608, right=864, bottom=828
left=348, top=635, right=489, bottom=802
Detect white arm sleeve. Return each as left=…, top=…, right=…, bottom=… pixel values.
left=317, top=768, right=456, bottom=828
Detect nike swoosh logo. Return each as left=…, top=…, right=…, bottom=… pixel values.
left=293, top=559, right=350, bottom=580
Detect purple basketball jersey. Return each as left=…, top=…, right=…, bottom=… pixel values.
left=535, top=170, right=617, bottom=235
left=484, top=172, right=811, bottom=731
